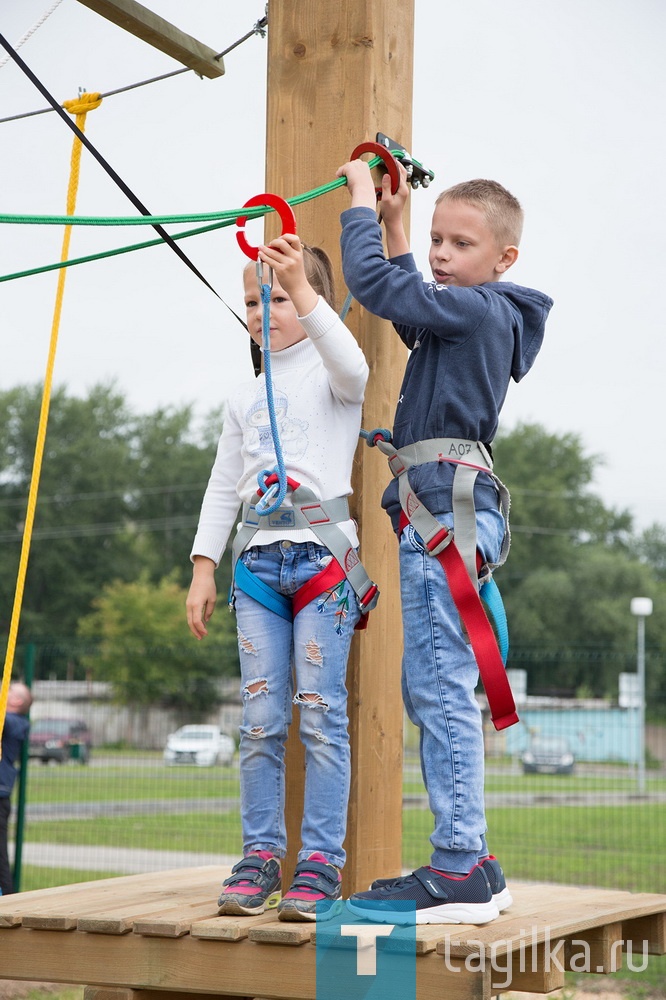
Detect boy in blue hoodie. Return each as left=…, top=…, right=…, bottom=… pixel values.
left=336, top=160, right=553, bottom=924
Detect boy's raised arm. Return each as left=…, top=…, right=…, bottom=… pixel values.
left=338, top=159, right=411, bottom=259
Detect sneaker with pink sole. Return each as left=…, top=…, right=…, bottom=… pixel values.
left=277, top=852, right=342, bottom=922
left=217, top=851, right=281, bottom=916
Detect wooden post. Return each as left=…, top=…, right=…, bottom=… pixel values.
left=264, top=0, right=414, bottom=894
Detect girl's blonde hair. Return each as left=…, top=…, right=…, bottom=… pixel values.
left=302, top=244, right=336, bottom=310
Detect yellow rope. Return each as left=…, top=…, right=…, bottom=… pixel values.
left=0, top=92, right=102, bottom=753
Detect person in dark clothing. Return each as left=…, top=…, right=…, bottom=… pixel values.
left=0, top=682, right=32, bottom=895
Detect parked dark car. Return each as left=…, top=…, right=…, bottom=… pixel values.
left=28, top=718, right=92, bottom=764
left=521, top=736, right=575, bottom=775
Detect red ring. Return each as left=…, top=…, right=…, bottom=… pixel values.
left=236, top=193, right=298, bottom=261
left=350, top=141, right=400, bottom=197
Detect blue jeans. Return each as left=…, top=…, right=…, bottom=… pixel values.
left=234, top=540, right=360, bottom=870
left=398, top=508, right=506, bottom=873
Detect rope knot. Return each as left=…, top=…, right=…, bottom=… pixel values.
left=62, top=92, right=102, bottom=115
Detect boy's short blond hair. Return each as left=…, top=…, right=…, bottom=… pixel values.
left=436, top=179, right=524, bottom=248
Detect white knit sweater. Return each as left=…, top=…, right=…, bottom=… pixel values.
left=191, top=296, right=369, bottom=565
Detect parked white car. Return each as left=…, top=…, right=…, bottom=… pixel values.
left=163, top=725, right=235, bottom=767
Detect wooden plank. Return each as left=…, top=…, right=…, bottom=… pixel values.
left=132, top=899, right=222, bottom=938
left=1, top=867, right=227, bottom=932
left=75, top=0, right=224, bottom=78
left=249, top=919, right=313, bottom=946
left=0, top=870, right=164, bottom=925
left=265, top=0, right=412, bottom=901
left=417, top=952, right=490, bottom=1000
left=0, top=930, right=317, bottom=998
left=564, top=921, right=624, bottom=975
left=623, top=911, right=666, bottom=956
left=441, top=883, right=666, bottom=959
left=493, top=942, right=565, bottom=994
left=85, top=992, right=258, bottom=1000
left=190, top=910, right=279, bottom=942
left=79, top=869, right=231, bottom=935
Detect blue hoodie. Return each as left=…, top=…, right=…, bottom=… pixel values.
left=340, top=206, right=553, bottom=530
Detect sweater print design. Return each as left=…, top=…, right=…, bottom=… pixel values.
left=245, top=391, right=309, bottom=461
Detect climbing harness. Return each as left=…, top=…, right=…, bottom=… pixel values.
left=364, top=431, right=517, bottom=731
left=231, top=475, right=379, bottom=629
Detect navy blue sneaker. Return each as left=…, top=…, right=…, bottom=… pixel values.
left=349, top=864, right=499, bottom=925
left=479, top=856, right=512, bottom=912
left=369, top=856, right=513, bottom=912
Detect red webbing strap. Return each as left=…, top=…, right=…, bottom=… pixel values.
left=397, top=512, right=517, bottom=730
left=292, top=558, right=370, bottom=631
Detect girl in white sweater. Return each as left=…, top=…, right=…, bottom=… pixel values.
left=186, top=234, right=369, bottom=921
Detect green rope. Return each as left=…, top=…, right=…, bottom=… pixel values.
left=0, top=173, right=356, bottom=228
left=0, top=166, right=372, bottom=283
left=0, top=219, right=232, bottom=283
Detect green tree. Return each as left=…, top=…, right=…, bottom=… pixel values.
left=493, top=423, right=666, bottom=709
left=78, top=572, right=238, bottom=713
left=0, top=383, right=138, bottom=640
left=493, top=423, right=633, bottom=585
left=0, top=383, right=224, bottom=678
left=636, top=523, right=666, bottom=582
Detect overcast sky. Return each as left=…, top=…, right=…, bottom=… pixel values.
left=1, top=0, right=665, bottom=531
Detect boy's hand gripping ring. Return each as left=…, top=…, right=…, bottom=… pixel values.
left=350, top=141, right=401, bottom=199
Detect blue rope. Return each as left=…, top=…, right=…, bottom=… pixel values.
left=340, top=290, right=353, bottom=323
left=256, top=276, right=288, bottom=515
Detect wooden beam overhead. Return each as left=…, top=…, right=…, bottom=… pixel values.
left=75, top=0, right=225, bottom=78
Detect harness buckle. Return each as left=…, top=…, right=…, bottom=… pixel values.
left=426, top=527, right=453, bottom=557
left=359, top=583, right=380, bottom=613
left=388, top=454, right=406, bottom=477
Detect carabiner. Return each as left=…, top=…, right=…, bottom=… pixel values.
left=256, top=259, right=273, bottom=290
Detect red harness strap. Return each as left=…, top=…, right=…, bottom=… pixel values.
left=292, top=558, right=371, bottom=631
left=398, top=512, right=517, bottom=731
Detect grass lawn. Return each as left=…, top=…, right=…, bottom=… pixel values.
left=23, top=762, right=240, bottom=803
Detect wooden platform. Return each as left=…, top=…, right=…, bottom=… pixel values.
left=1, top=867, right=665, bottom=1000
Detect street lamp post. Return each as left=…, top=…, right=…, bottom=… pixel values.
left=630, top=597, right=653, bottom=795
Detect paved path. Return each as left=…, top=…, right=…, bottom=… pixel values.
left=19, top=841, right=237, bottom=874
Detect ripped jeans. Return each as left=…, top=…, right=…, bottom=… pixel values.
left=233, top=540, right=360, bottom=869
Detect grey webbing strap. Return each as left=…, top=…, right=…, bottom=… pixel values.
left=241, top=495, right=350, bottom=531
left=378, top=437, right=492, bottom=475
left=452, top=463, right=482, bottom=583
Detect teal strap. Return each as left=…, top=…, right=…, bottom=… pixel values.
left=234, top=558, right=293, bottom=622
left=479, top=576, right=509, bottom=664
